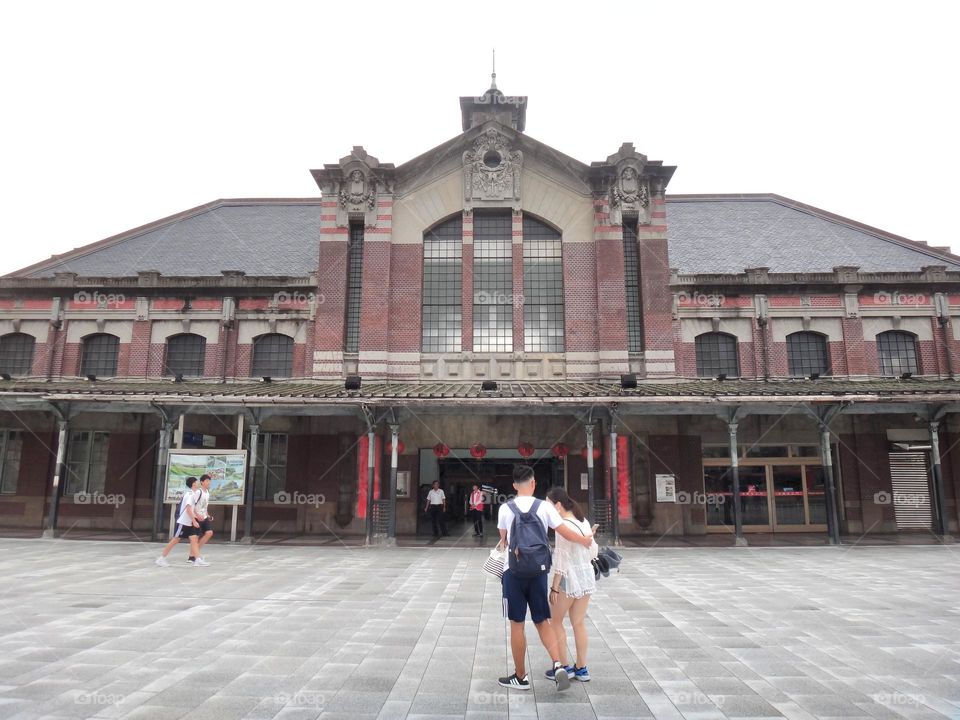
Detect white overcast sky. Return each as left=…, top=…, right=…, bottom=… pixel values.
left=1, top=1, right=957, bottom=276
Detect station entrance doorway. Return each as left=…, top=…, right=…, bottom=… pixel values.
left=416, top=456, right=561, bottom=537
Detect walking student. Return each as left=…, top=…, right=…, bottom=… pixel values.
left=469, top=483, right=485, bottom=536
left=189, top=474, right=214, bottom=564
left=155, top=477, right=206, bottom=566
left=497, top=465, right=594, bottom=692
left=424, top=480, right=448, bottom=538
left=546, top=486, right=598, bottom=683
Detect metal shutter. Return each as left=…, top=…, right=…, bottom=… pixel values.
left=887, top=451, right=933, bottom=530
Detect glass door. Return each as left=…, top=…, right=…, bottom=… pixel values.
left=738, top=465, right=770, bottom=529
left=771, top=466, right=806, bottom=528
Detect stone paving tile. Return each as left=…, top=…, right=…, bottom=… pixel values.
left=0, top=541, right=958, bottom=719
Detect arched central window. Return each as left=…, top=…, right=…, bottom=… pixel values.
left=165, top=333, right=206, bottom=378
left=422, top=216, right=462, bottom=353
left=787, top=331, right=829, bottom=377
left=0, top=333, right=36, bottom=376
left=523, top=216, right=564, bottom=352
left=695, top=332, right=739, bottom=377
left=81, top=334, right=119, bottom=378
left=877, top=330, right=919, bottom=376
left=252, top=333, right=293, bottom=378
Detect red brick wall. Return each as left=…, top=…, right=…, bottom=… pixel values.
left=388, top=244, right=423, bottom=359
left=563, top=243, right=599, bottom=354
left=128, top=321, right=151, bottom=376
left=359, top=238, right=392, bottom=353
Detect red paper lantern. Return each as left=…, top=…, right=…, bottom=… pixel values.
left=518, top=442, right=535, bottom=458
left=551, top=442, right=569, bottom=459
left=469, top=443, right=487, bottom=459
left=386, top=439, right=405, bottom=455
left=580, top=446, right=602, bottom=461
left=432, top=442, right=450, bottom=458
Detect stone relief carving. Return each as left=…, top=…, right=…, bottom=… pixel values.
left=463, top=128, right=522, bottom=202
left=339, top=169, right=377, bottom=211
left=611, top=165, right=649, bottom=209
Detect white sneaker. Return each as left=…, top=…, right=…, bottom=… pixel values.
left=192, top=558, right=210, bottom=567
left=155, top=556, right=169, bottom=567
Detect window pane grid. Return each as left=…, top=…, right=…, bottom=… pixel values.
left=422, top=217, right=463, bottom=352
left=623, top=224, right=643, bottom=352
left=523, top=216, right=564, bottom=352
left=65, top=431, right=109, bottom=495
left=877, top=331, right=919, bottom=376
left=251, top=433, right=287, bottom=501
left=473, top=212, right=513, bottom=352
left=696, top=333, right=739, bottom=377
left=0, top=333, right=35, bottom=376
left=164, top=334, right=206, bottom=377
left=344, top=224, right=364, bottom=353
left=787, top=332, right=829, bottom=376
left=80, top=334, right=119, bottom=377
left=252, top=334, right=293, bottom=378
left=0, top=430, right=22, bottom=494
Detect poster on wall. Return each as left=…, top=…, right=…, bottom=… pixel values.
left=655, top=474, right=677, bottom=503
left=165, top=450, right=248, bottom=505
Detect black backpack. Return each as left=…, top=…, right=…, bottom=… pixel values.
left=507, top=499, right=552, bottom=577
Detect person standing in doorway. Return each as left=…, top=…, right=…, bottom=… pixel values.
left=189, top=474, right=214, bottom=564
left=424, top=480, right=448, bottom=538
left=469, top=483, right=485, bottom=536
left=497, top=465, right=594, bottom=691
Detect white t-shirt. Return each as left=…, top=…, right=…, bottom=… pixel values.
left=195, top=488, right=210, bottom=519
left=426, top=488, right=446, bottom=505
left=497, top=496, right=563, bottom=571
left=176, top=490, right=199, bottom=526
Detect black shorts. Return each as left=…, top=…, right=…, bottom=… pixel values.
left=198, top=518, right=213, bottom=534
left=176, top=523, right=201, bottom=538
left=502, top=569, right=551, bottom=624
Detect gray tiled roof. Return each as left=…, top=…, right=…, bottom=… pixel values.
left=25, top=202, right=321, bottom=278
left=16, top=195, right=956, bottom=279
left=666, top=197, right=960, bottom=273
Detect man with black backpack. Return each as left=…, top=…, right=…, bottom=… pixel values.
left=496, top=465, right=595, bottom=691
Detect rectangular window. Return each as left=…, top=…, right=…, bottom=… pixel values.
left=522, top=217, right=564, bottom=352
left=422, top=217, right=463, bottom=352
left=65, top=431, right=110, bottom=496
left=623, top=223, right=643, bottom=352
left=344, top=223, right=364, bottom=353
left=250, top=433, right=287, bottom=501
left=0, top=430, right=23, bottom=494
left=473, top=211, right=513, bottom=352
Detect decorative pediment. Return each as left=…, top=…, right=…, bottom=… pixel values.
left=310, top=146, right=396, bottom=228
left=463, top=127, right=523, bottom=208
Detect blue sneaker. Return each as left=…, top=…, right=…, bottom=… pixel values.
left=544, top=664, right=575, bottom=680
left=572, top=665, right=590, bottom=682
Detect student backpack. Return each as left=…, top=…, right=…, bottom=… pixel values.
left=507, top=499, right=552, bottom=577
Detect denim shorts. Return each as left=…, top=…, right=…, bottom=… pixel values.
left=501, top=569, right=550, bottom=624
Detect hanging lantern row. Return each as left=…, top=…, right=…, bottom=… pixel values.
left=385, top=439, right=405, bottom=455
left=580, top=446, right=602, bottom=461
left=551, top=442, right=569, bottom=459
left=518, top=441, right=535, bottom=458
left=432, top=442, right=450, bottom=458
left=470, top=443, right=487, bottom=459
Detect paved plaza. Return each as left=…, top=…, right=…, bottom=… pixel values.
left=0, top=539, right=957, bottom=720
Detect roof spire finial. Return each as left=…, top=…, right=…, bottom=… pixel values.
left=490, top=48, right=497, bottom=91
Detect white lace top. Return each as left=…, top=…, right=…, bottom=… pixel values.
left=552, top=516, right=598, bottom=598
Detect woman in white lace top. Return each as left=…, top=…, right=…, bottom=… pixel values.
left=546, top=486, right=598, bottom=682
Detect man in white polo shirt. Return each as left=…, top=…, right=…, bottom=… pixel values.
left=423, top=480, right=448, bottom=538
